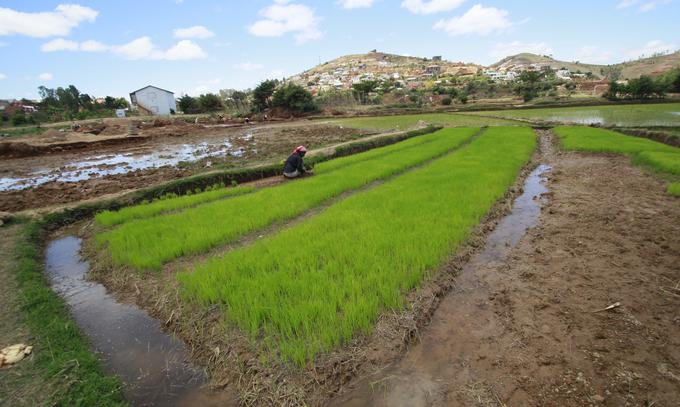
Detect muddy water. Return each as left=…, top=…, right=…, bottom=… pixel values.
left=45, top=236, right=236, bottom=407
left=332, top=163, right=551, bottom=407
left=0, top=133, right=256, bottom=192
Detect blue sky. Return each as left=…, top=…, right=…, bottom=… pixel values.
left=0, top=0, right=678, bottom=100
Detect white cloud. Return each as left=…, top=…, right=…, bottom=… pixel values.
left=401, top=0, right=465, bottom=14
left=338, top=0, right=375, bottom=9
left=111, top=37, right=158, bottom=59
left=80, top=40, right=109, bottom=52
left=248, top=0, right=323, bottom=44
left=627, top=40, right=677, bottom=59
left=234, top=62, right=264, bottom=71
left=41, top=38, right=79, bottom=52
left=573, top=46, right=615, bottom=64
left=617, top=0, right=638, bottom=8
left=41, top=36, right=207, bottom=60
left=173, top=25, right=215, bottom=39
left=490, top=41, right=552, bottom=59
left=434, top=4, right=511, bottom=36
left=163, top=40, right=207, bottom=60
left=0, top=4, right=98, bottom=38
left=0, top=73, right=6, bottom=80
left=38, top=72, right=53, bottom=81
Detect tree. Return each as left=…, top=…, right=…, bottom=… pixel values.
left=604, top=81, right=622, bottom=100
left=441, top=97, right=452, bottom=106
left=670, top=69, right=680, bottom=93
left=252, top=79, right=278, bottom=112
left=272, top=83, right=317, bottom=113
left=198, top=93, right=224, bottom=112
left=514, top=71, right=544, bottom=102
left=178, top=94, right=199, bottom=113
left=352, top=80, right=379, bottom=104
left=628, top=76, right=657, bottom=99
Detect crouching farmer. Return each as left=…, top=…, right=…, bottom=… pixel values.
left=283, top=145, right=309, bottom=179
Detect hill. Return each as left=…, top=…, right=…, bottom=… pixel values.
left=491, top=51, right=680, bottom=79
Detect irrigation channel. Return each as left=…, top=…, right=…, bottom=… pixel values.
left=43, top=160, right=551, bottom=407
left=44, top=237, right=237, bottom=406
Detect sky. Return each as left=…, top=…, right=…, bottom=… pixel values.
left=0, top=0, right=678, bottom=100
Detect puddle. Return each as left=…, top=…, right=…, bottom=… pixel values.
left=45, top=236, right=235, bottom=406
left=0, top=135, right=256, bottom=192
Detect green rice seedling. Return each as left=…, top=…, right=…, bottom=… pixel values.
left=668, top=182, right=680, bottom=197
left=98, top=127, right=480, bottom=271
left=314, top=127, right=459, bottom=174
left=178, top=126, right=536, bottom=365
left=554, top=126, right=679, bottom=156
left=332, top=113, right=520, bottom=130
left=95, top=184, right=255, bottom=227
left=633, top=151, right=680, bottom=175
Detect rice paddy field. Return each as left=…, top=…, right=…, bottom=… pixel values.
left=330, top=112, right=521, bottom=130
left=22, top=104, right=680, bottom=406
left=468, top=102, right=680, bottom=127
left=553, top=126, right=680, bottom=182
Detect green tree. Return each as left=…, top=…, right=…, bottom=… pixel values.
left=252, top=79, right=278, bottom=112
left=272, top=83, right=317, bottom=113
left=352, top=80, right=379, bottom=104
left=178, top=94, right=199, bottom=113
left=198, top=93, right=224, bottom=112
left=628, top=76, right=657, bottom=99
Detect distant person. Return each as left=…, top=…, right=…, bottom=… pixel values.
left=283, top=146, right=309, bottom=179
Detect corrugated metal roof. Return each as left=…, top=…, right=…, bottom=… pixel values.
left=129, top=85, right=174, bottom=95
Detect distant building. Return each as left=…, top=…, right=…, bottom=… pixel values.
left=425, top=65, right=441, bottom=75
left=129, top=85, right=176, bottom=115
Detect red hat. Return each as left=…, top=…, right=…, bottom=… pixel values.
left=293, top=145, right=307, bottom=154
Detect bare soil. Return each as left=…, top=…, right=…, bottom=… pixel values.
left=331, top=141, right=680, bottom=406
left=0, top=121, right=372, bottom=213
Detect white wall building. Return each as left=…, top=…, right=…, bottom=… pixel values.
left=129, top=85, right=176, bottom=115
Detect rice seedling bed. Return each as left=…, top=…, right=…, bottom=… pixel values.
left=97, top=127, right=479, bottom=271
left=554, top=126, right=680, bottom=175
left=178, top=126, right=536, bottom=365
left=96, top=184, right=255, bottom=227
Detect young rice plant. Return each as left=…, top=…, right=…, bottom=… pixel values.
left=178, top=126, right=536, bottom=366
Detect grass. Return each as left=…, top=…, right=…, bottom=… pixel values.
left=98, top=127, right=480, bottom=271
left=469, top=102, right=680, bottom=127
left=331, top=113, right=520, bottom=130
left=95, top=184, right=255, bottom=227
left=4, top=222, right=126, bottom=406
left=178, top=126, right=536, bottom=366
left=668, top=182, right=680, bottom=197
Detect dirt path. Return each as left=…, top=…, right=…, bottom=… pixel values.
left=331, top=137, right=680, bottom=406
left=0, top=226, right=52, bottom=406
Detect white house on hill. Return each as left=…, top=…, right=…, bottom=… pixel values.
left=129, top=85, right=176, bottom=115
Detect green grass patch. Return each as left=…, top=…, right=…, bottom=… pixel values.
left=98, top=127, right=480, bottom=271
left=331, top=113, right=520, bottom=130
left=96, top=184, right=255, bottom=227
left=178, top=126, right=536, bottom=365
left=8, top=222, right=126, bottom=406
left=667, top=182, right=680, bottom=197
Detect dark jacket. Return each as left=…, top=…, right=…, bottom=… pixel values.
left=283, top=153, right=305, bottom=174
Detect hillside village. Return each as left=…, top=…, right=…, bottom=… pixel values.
left=288, top=50, right=612, bottom=96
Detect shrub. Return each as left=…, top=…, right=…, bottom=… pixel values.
left=441, top=97, right=452, bottom=106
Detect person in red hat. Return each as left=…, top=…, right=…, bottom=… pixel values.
left=283, top=145, right=309, bottom=179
